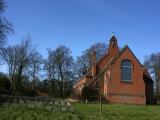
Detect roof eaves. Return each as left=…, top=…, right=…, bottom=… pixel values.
left=86, top=58, right=113, bottom=86
left=110, top=45, right=128, bottom=64
left=110, top=45, right=142, bottom=67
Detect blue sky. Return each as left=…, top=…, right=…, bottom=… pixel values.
left=1, top=0, right=160, bottom=72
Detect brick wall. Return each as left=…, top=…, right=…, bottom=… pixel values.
left=107, top=48, right=146, bottom=105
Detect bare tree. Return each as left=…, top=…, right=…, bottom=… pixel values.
left=15, top=36, right=35, bottom=90
left=0, top=0, right=13, bottom=66
left=45, top=49, right=56, bottom=81
left=45, top=46, right=74, bottom=97
left=2, top=35, right=35, bottom=94
left=0, top=0, right=13, bottom=49
left=0, top=0, right=5, bottom=11
left=144, top=53, right=160, bottom=94
left=54, top=46, right=74, bottom=97
left=1, top=45, right=18, bottom=93
left=29, top=51, right=43, bottom=90
left=75, top=42, right=108, bottom=79
left=44, top=49, right=56, bottom=93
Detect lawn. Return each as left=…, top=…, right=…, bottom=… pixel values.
left=0, top=103, right=160, bottom=120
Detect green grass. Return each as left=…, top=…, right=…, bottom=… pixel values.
left=0, top=103, right=160, bottom=120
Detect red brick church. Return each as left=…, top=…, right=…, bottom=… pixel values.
left=74, top=35, right=153, bottom=105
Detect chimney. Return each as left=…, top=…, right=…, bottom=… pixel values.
left=108, top=35, right=119, bottom=57
left=91, top=50, right=96, bottom=77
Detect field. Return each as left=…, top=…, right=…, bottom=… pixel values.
left=0, top=103, right=160, bottom=120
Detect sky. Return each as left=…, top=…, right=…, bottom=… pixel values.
left=1, top=0, right=160, bottom=72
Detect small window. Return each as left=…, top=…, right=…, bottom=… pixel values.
left=121, top=60, right=132, bottom=81
left=95, top=82, right=100, bottom=89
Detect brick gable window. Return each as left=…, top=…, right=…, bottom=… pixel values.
left=121, top=60, right=132, bottom=82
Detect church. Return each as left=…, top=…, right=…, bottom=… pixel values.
left=74, top=35, right=153, bottom=105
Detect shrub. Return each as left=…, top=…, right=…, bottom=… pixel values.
left=0, top=73, right=11, bottom=94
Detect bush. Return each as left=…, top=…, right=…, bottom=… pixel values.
left=0, top=73, right=11, bottom=94
left=81, top=86, right=99, bottom=101
left=18, top=88, right=37, bottom=96
left=154, top=92, right=160, bottom=104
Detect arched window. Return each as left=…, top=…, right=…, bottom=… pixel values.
left=121, top=60, right=132, bottom=81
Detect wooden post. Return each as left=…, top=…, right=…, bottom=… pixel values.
left=99, top=78, right=102, bottom=120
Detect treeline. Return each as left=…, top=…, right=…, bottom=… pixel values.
left=0, top=34, right=108, bottom=97
left=0, top=0, right=109, bottom=98
left=0, top=0, right=160, bottom=99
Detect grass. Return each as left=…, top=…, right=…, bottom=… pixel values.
left=0, top=103, right=160, bottom=120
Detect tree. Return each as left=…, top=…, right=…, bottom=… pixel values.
left=0, top=0, right=5, bottom=11
left=16, top=36, right=35, bottom=90
left=1, top=45, right=19, bottom=93
left=29, top=51, right=43, bottom=89
left=0, top=0, right=13, bottom=65
left=45, top=46, right=75, bottom=97
left=75, top=42, right=108, bottom=79
left=44, top=49, right=56, bottom=94
left=144, top=53, right=160, bottom=94
left=0, top=0, right=13, bottom=50
left=45, top=49, right=56, bottom=81
left=54, top=46, right=75, bottom=97
left=2, top=35, right=35, bottom=94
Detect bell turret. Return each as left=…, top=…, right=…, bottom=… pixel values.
left=108, top=34, right=119, bottom=57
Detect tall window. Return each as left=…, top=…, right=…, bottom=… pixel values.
left=121, top=60, right=132, bottom=81
left=95, top=82, right=100, bottom=90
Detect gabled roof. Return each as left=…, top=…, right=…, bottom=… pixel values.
left=75, top=36, right=151, bottom=87
left=110, top=45, right=142, bottom=67
left=87, top=45, right=144, bottom=85
left=98, top=45, right=142, bottom=76
left=96, top=52, right=109, bottom=65
left=109, top=35, right=118, bottom=42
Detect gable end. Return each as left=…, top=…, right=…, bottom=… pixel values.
left=110, top=45, right=142, bottom=67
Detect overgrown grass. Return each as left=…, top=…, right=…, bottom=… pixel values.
left=0, top=103, right=160, bottom=120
